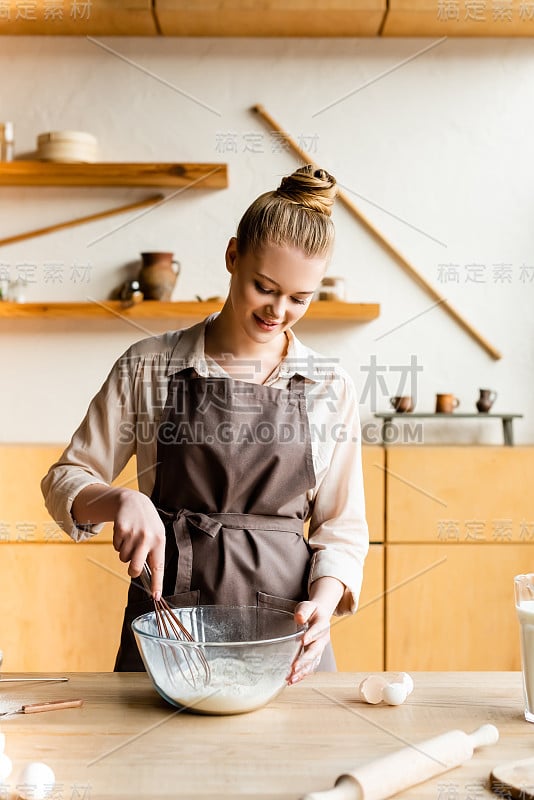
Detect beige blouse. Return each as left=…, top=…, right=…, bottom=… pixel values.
left=41, top=316, right=369, bottom=615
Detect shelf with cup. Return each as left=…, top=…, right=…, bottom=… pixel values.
left=374, top=412, right=524, bottom=446
left=0, top=300, right=380, bottom=321
left=0, top=161, right=228, bottom=188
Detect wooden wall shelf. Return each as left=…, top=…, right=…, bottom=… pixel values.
left=0, top=162, right=228, bottom=189
left=0, top=300, right=380, bottom=321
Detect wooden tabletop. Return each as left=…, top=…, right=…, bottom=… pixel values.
left=0, top=672, right=529, bottom=799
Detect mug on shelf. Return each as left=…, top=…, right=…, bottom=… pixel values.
left=390, top=396, right=414, bottom=413
left=435, top=393, right=460, bottom=414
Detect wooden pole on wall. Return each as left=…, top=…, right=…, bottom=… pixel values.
left=0, top=194, right=164, bottom=248
left=251, top=104, right=502, bottom=361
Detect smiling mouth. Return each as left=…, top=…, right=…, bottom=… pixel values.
left=254, top=314, right=282, bottom=329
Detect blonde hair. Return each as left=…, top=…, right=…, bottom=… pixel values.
left=236, top=165, right=337, bottom=258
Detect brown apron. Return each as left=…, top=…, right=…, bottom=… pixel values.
left=114, top=367, right=336, bottom=672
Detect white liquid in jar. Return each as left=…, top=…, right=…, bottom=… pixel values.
left=516, top=600, right=534, bottom=721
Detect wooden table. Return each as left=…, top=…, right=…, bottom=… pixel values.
left=0, top=672, right=530, bottom=799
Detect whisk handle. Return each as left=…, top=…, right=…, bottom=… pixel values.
left=140, top=563, right=153, bottom=596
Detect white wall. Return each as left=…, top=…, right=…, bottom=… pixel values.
left=1, top=36, right=533, bottom=445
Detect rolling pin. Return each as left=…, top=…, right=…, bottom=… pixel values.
left=302, top=724, right=499, bottom=800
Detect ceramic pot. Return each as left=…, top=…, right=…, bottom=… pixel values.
left=435, top=394, right=460, bottom=414
left=476, top=388, right=497, bottom=413
left=138, top=252, right=180, bottom=301
left=390, top=396, right=414, bottom=413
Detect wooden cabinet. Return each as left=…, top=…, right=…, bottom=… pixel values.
left=382, top=0, right=534, bottom=36
left=330, top=445, right=385, bottom=671
left=0, top=444, right=135, bottom=671
left=0, top=543, right=129, bottom=672
left=5, top=442, right=532, bottom=672
left=0, top=0, right=532, bottom=35
left=386, top=543, right=526, bottom=671
left=330, top=446, right=384, bottom=670
left=386, top=446, right=534, bottom=545
left=154, top=0, right=386, bottom=36
left=331, top=544, right=384, bottom=671
left=362, top=445, right=385, bottom=543
left=0, top=0, right=156, bottom=35
left=0, top=444, right=137, bottom=544
left=384, top=446, right=534, bottom=671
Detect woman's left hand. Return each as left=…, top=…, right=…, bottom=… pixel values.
left=287, top=600, right=331, bottom=685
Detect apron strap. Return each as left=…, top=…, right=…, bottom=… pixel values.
left=165, top=508, right=305, bottom=595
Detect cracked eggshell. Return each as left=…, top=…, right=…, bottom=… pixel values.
left=383, top=682, right=409, bottom=706
left=358, top=675, right=389, bottom=704
left=0, top=752, right=12, bottom=782
left=390, top=672, right=414, bottom=695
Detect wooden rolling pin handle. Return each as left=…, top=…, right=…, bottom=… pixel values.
left=21, top=699, right=83, bottom=714
left=469, top=723, right=500, bottom=749
left=301, top=725, right=499, bottom=800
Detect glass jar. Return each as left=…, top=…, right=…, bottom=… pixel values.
left=318, top=276, right=346, bottom=301
left=0, top=122, right=14, bottom=161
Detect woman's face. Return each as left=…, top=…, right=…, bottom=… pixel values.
left=225, top=238, right=328, bottom=344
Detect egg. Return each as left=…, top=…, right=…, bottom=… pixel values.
left=382, top=682, right=409, bottom=706
left=358, top=675, right=389, bottom=704
left=16, top=762, right=55, bottom=800
left=0, top=752, right=12, bottom=782
left=0, top=731, right=5, bottom=755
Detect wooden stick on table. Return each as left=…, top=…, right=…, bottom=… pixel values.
left=0, top=194, right=164, bottom=247
left=251, top=104, right=502, bottom=361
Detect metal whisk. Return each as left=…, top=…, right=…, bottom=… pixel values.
left=140, top=564, right=210, bottom=689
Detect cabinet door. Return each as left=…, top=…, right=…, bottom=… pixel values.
left=0, top=1, right=156, bottom=35
left=0, top=444, right=138, bottom=543
left=386, top=543, right=527, bottom=670
left=382, top=0, right=534, bottom=36
left=1, top=543, right=129, bottom=672
left=362, top=446, right=384, bottom=543
left=155, top=1, right=386, bottom=36
left=331, top=544, right=384, bottom=671
left=386, top=446, right=534, bottom=544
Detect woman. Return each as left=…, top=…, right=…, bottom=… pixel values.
left=41, top=165, right=369, bottom=683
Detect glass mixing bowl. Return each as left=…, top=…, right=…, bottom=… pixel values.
left=131, top=605, right=306, bottom=715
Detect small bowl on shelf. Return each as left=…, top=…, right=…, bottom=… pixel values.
left=36, top=130, right=98, bottom=163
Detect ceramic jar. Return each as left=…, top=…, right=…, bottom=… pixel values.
left=476, top=389, right=497, bottom=413
left=138, top=252, right=180, bottom=301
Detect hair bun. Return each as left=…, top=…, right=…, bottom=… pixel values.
left=276, top=164, right=337, bottom=217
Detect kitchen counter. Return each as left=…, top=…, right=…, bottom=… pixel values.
left=0, top=672, right=529, bottom=799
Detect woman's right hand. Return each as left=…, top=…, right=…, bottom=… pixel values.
left=113, top=489, right=166, bottom=601
left=72, top=485, right=166, bottom=600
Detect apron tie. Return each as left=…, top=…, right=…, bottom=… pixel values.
left=170, top=509, right=222, bottom=594
left=166, top=508, right=305, bottom=595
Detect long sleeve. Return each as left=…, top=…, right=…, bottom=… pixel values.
left=306, top=371, right=369, bottom=615
left=41, top=354, right=138, bottom=541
